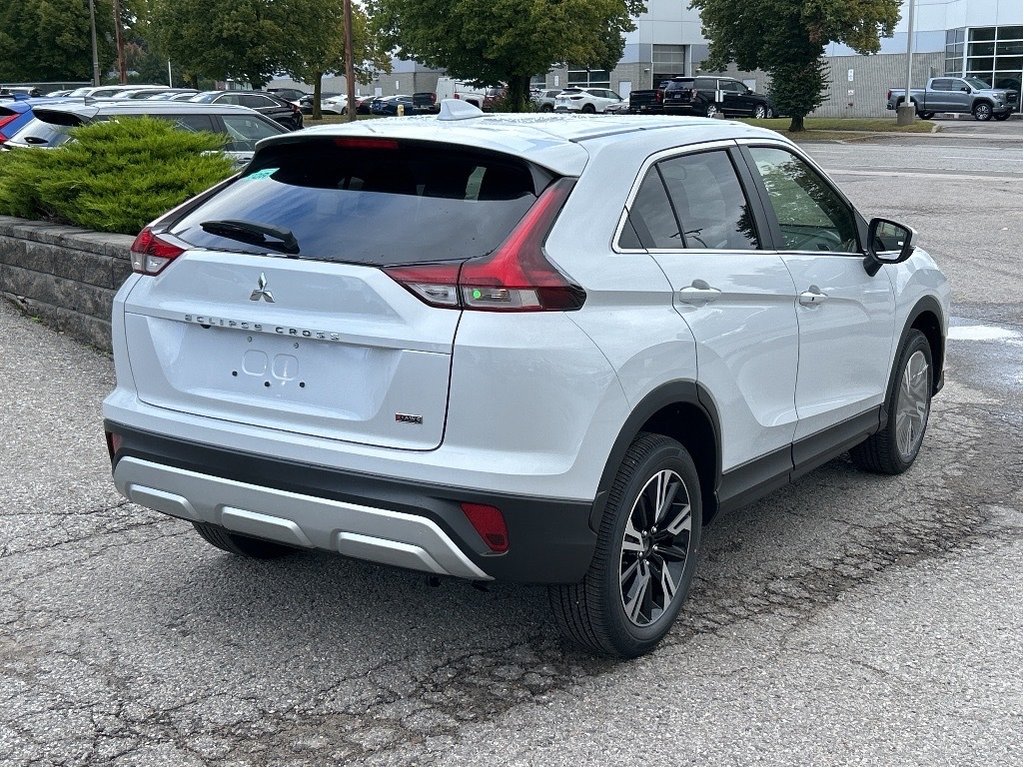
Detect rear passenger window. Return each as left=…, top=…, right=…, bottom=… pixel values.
left=657, top=151, right=760, bottom=250
left=623, top=169, right=682, bottom=249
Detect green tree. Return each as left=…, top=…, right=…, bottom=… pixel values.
left=0, top=0, right=116, bottom=82
left=690, top=0, right=900, bottom=131
left=286, top=0, right=391, bottom=119
left=368, top=0, right=646, bottom=111
left=150, top=0, right=297, bottom=88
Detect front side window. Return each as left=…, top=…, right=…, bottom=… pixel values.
left=747, top=147, right=859, bottom=253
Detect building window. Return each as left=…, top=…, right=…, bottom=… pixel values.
left=567, top=69, right=610, bottom=88
left=944, top=28, right=965, bottom=76
left=965, top=26, right=1023, bottom=91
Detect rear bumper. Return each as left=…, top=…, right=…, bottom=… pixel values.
left=106, top=422, right=597, bottom=584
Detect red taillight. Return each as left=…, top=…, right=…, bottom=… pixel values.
left=383, top=178, right=584, bottom=312
left=656, top=90, right=664, bottom=103
left=130, top=226, right=185, bottom=275
left=886, top=89, right=892, bottom=101
left=461, top=503, right=509, bottom=553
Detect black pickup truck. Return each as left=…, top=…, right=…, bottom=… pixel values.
left=628, top=81, right=669, bottom=113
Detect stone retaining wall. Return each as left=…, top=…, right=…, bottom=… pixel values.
left=0, top=216, right=134, bottom=352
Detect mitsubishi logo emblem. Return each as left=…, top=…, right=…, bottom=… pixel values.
left=249, top=273, right=275, bottom=303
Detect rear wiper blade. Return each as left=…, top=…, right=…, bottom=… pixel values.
left=200, top=219, right=300, bottom=255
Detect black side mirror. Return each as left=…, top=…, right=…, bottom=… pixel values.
left=864, top=218, right=916, bottom=276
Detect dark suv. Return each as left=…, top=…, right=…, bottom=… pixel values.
left=191, top=91, right=303, bottom=130
left=663, top=77, right=774, bottom=119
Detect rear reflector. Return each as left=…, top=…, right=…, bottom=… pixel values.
left=130, top=226, right=186, bottom=275
left=383, top=178, right=585, bottom=312
left=461, top=503, right=509, bottom=553
left=105, top=430, right=123, bottom=461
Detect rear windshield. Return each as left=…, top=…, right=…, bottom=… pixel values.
left=664, top=80, right=695, bottom=91
left=169, top=138, right=553, bottom=266
left=6, top=116, right=76, bottom=146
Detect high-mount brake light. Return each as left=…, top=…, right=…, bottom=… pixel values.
left=130, top=226, right=185, bottom=275
left=383, top=178, right=584, bottom=312
left=333, top=137, right=399, bottom=150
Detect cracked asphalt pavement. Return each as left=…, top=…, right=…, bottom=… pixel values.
left=1, top=132, right=1021, bottom=766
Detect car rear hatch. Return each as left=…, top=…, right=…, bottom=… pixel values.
left=122, top=135, right=559, bottom=450
left=664, top=80, right=697, bottom=105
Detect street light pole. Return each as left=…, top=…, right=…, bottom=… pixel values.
left=897, top=0, right=917, bottom=124
left=88, top=0, right=101, bottom=86
left=113, top=0, right=127, bottom=84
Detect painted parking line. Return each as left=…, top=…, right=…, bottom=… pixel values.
left=947, top=325, right=1022, bottom=343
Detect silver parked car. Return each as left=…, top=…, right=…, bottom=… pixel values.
left=104, top=101, right=949, bottom=657
left=3, top=100, right=287, bottom=169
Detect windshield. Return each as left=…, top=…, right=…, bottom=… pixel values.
left=964, top=77, right=992, bottom=89
left=169, top=138, right=551, bottom=266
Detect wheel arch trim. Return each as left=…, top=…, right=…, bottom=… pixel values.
left=881, top=295, right=946, bottom=426
left=589, top=380, right=722, bottom=532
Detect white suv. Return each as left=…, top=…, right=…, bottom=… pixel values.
left=104, top=102, right=949, bottom=657
left=554, top=87, right=626, bottom=113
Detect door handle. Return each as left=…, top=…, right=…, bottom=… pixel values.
left=678, top=279, right=722, bottom=305
left=798, top=285, right=828, bottom=307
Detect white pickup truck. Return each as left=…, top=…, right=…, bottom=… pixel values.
left=435, top=77, right=503, bottom=110
left=887, top=76, right=1019, bottom=121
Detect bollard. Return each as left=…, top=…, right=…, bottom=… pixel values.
left=397, top=103, right=405, bottom=117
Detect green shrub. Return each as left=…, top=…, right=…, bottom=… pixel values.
left=0, top=117, right=235, bottom=234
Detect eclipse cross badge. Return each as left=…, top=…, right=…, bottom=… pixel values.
left=249, top=273, right=275, bottom=303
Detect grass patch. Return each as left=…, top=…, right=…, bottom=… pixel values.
left=738, top=117, right=936, bottom=135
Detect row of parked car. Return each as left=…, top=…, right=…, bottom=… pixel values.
left=0, top=87, right=297, bottom=170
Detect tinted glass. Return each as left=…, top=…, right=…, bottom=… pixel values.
left=149, top=113, right=216, bottom=133
left=170, top=139, right=544, bottom=265
left=748, top=147, right=859, bottom=253
left=932, top=79, right=953, bottom=91
left=241, top=94, right=274, bottom=108
left=657, top=151, right=760, bottom=250
left=664, top=80, right=694, bottom=92
left=8, top=116, right=75, bottom=146
left=623, top=169, right=681, bottom=249
left=220, top=114, right=284, bottom=150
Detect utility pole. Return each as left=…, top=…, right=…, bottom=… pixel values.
left=113, top=0, right=127, bottom=84
left=897, top=0, right=917, bottom=125
left=88, top=0, right=101, bottom=86
left=343, top=0, right=356, bottom=123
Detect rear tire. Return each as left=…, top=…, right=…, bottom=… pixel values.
left=973, top=102, right=993, bottom=121
left=706, top=103, right=718, bottom=118
left=581, top=103, right=596, bottom=114
left=850, top=330, right=932, bottom=475
left=993, top=112, right=1011, bottom=121
left=192, top=521, right=295, bottom=559
left=549, top=433, right=702, bottom=658
left=753, top=105, right=767, bottom=119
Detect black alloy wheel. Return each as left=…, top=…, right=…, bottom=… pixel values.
left=549, top=432, right=702, bottom=658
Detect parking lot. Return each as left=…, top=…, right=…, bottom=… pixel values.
left=1, top=127, right=1021, bottom=765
